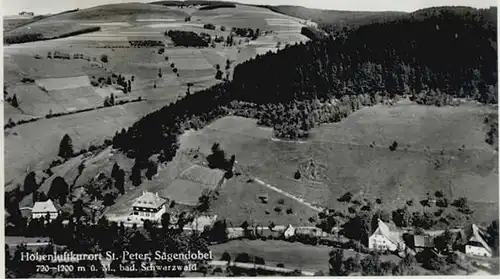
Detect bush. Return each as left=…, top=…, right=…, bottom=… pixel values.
left=338, top=192, right=353, bottom=202
left=203, top=23, right=216, bottom=30
left=294, top=170, right=301, bottom=179
left=389, top=141, right=398, bottom=151
left=100, top=54, right=108, bottom=63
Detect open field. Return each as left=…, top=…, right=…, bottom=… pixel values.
left=3, top=100, right=170, bottom=185
left=210, top=239, right=400, bottom=273
left=178, top=102, right=499, bottom=226
left=210, top=240, right=331, bottom=272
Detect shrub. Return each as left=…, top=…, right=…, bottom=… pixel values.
left=434, top=190, right=444, bottom=198
left=389, top=141, right=398, bottom=151
left=338, top=192, right=353, bottom=203
left=203, top=23, right=216, bottom=30
left=294, top=170, right=301, bottom=179
left=100, top=54, right=108, bottom=63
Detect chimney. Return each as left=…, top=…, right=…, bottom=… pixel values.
left=156, top=192, right=158, bottom=197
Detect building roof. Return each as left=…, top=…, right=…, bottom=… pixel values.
left=133, top=191, right=167, bottom=209
left=179, top=164, right=225, bottom=187
left=32, top=200, right=58, bottom=213
left=371, top=219, right=405, bottom=247
left=467, top=224, right=492, bottom=254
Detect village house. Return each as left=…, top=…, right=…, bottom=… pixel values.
left=131, top=191, right=167, bottom=221
left=369, top=219, right=406, bottom=252
left=31, top=199, right=59, bottom=221
left=463, top=224, right=493, bottom=258
left=284, top=224, right=295, bottom=239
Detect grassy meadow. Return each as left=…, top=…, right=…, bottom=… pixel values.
left=178, top=102, right=499, bottom=226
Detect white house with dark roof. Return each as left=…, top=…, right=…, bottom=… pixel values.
left=131, top=191, right=167, bottom=221
left=465, top=224, right=492, bottom=258
left=369, top=219, right=406, bottom=252
left=31, top=199, right=59, bottom=220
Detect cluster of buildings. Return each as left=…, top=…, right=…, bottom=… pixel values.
left=368, top=219, right=494, bottom=258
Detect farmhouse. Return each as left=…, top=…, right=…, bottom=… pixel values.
left=31, top=199, right=59, bottom=220
left=369, top=219, right=406, bottom=252
left=463, top=224, right=493, bottom=258
left=131, top=191, right=167, bottom=221
left=284, top=224, right=295, bottom=239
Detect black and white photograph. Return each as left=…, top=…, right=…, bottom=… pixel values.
left=2, top=0, right=499, bottom=277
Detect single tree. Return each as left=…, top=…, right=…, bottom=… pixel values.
left=23, top=172, right=38, bottom=194
left=130, top=161, right=142, bottom=186
left=11, top=94, right=19, bottom=108
left=161, top=212, right=170, bottom=231
left=48, top=176, right=69, bottom=206
left=294, top=170, right=301, bottom=180
left=221, top=252, right=231, bottom=263
left=58, top=134, right=74, bottom=159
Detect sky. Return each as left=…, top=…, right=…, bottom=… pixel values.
left=3, top=0, right=497, bottom=16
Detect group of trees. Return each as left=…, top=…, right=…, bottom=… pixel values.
left=4, top=27, right=100, bottom=45
left=207, top=143, right=236, bottom=176
left=300, top=26, right=327, bottom=41
left=329, top=248, right=413, bottom=276
left=6, top=215, right=210, bottom=278
left=232, top=27, right=261, bottom=40
left=91, top=73, right=132, bottom=93
left=128, top=40, right=165, bottom=48
left=111, top=7, right=497, bottom=175
left=165, top=30, right=210, bottom=47
left=199, top=3, right=236, bottom=10
left=203, top=23, right=216, bottom=30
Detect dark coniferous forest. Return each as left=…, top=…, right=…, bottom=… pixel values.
left=113, top=6, right=497, bottom=171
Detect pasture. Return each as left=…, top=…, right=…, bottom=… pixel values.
left=209, top=239, right=378, bottom=273
left=178, top=103, right=499, bottom=226
left=4, top=100, right=169, bottom=185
